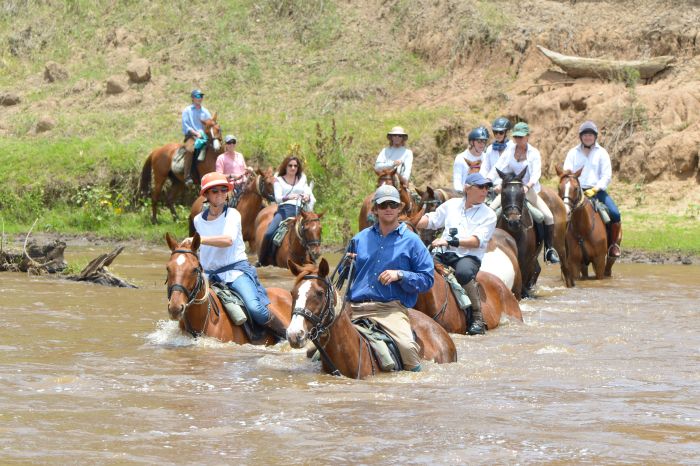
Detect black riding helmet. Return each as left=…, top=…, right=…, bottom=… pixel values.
left=492, top=117, right=511, bottom=133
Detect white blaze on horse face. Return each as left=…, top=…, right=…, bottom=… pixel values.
left=211, top=128, right=221, bottom=151
left=287, top=280, right=313, bottom=339
left=563, top=180, right=572, bottom=215
left=176, top=255, right=186, bottom=266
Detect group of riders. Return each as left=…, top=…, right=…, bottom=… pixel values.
left=179, top=88, right=622, bottom=373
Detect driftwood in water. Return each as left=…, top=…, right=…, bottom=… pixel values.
left=537, top=45, right=674, bottom=80
left=67, top=245, right=137, bottom=288
left=0, top=239, right=67, bottom=273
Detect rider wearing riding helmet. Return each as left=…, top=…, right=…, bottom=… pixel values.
left=258, top=156, right=316, bottom=266
left=192, top=172, right=287, bottom=338
left=453, top=126, right=489, bottom=191
left=416, top=172, right=497, bottom=335
left=181, top=89, right=213, bottom=186
left=481, top=117, right=515, bottom=186
left=488, top=122, right=561, bottom=264
left=563, top=120, right=622, bottom=257
left=375, top=126, right=413, bottom=186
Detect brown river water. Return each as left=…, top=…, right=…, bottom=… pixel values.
left=1, top=244, right=699, bottom=464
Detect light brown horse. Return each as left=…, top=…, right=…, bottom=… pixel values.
left=358, top=167, right=417, bottom=231
left=165, top=232, right=292, bottom=344
left=556, top=166, right=609, bottom=283
left=188, top=168, right=277, bottom=250
left=286, top=258, right=457, bottom=379
left=415, top=265, right=523, bottom=335
left=538, top=185, right=572, bottom=287
left=140, top=116, right=223, bottom=224
left=254, top=208, right=323, bottom=269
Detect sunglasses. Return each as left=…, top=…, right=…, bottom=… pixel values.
left=493, top=130, right=505, bottom=135
left=472, top=185, right=490, bottom=190
left=226, top=141, right=236, bottom=144
left=287, top=163, right=298, bottom=168
left=377, top=201, right=401, bottom=210
left=208, top=187, right=229, bottom=194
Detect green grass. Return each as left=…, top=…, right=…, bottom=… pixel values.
left=624, top=212, right=700, bottom=255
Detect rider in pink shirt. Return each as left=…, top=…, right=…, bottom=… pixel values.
left=216, top=135, right=249, bottom=199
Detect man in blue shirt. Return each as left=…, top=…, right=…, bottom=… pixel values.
left=345, top=184, right=434, bottom=371
left=181, top=89, right=212, bottom=186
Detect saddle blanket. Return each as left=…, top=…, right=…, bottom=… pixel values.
left=171, top=146, right=186, bottom=176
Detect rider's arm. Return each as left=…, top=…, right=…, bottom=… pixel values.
left=527, top=148, right=542, bottom=188
left=398, top=236, right=434, bottom=294
left=597, top=148, right=612, bottom=191
left=374, top=148, right=393, bottom=171
left=400, top=150, right=413, bottom=182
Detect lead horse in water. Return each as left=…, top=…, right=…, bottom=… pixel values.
left=140, top=116, right=223, bottom=224
left=286, top=258, right=457, bottom=379
left=165, top=233, right=292, bottom=344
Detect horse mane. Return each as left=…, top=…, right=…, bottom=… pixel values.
left=292, top=262, right=321, bottom=286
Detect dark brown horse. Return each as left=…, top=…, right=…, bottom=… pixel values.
left=140, top=116, right=223, bottom=224
left=358, top=168, right=418, bottom=231
left=165, top=232, right=292, bottom=344
left=286, top=258, right=457, bottom=379
left=254, top=208, right=323, bottom=269
left=414, top=186, right=461, bottom=244
left=188, top=168, right=277, bottom=249
left=556, top=166, right=610, bottom=283
left=415, top=265, right=523, bottom=335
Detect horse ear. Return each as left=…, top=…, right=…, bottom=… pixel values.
left=191, top=233, right=201, bottom=251
left=515, top=167, right=528, bottom=181
left=287, top=259, right=303, bottom=276
left=317, top=211, right=324, bottom=219
left=496, top=168, right=506, bottom=180
left=165, top=232, right=178, bottom=251
left=574, top=167, right=584, bottom=178
left=555, top=165, right=564, bottom=177
left=426, top=186, right=434, bottom=197
left=318, top=258, right=329, bottom=278
left=415, top=187, right=424, bottom=197
left=211, top=112, right=218, bottom=121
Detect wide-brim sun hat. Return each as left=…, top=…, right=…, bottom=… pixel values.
left=200, top=172, right=232, bottom=196
left=512, top=122, right=530, bottom=137
left=387, top=126, right=408, bottom=137
left=464, top=172, right=493, bottom=188
left=373, top=184, right=401, bottom=204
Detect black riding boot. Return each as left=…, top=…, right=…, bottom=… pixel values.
left=183, top=149, right=194, bottom=186
left=264, top=312, right=288, bottom=341
left=544, top=224, right=560, bottom=264
left=464, top=279, right=486, bottom=335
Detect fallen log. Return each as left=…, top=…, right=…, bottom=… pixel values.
left=66, top=245, right=137, bottom=288
left=537, top=45, right=674, bottom=80
left=0, top=239, right=67, bottom=273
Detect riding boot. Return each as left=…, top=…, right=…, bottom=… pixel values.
left=264, top=312, right=288, bottom=341
left=543, top=224, right=560, bottom=264
left=257, top=237, right=272, bottom=267
left=183, top=149, right=194, bottom=186
left=608, top=222, right=622, bottom=257
left=464, top=279, right=486, bottom=335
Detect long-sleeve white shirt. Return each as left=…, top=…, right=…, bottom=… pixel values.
left=452, top=150, right=483, bottom=191
left=489, top=143, right=544, bottom=193
left=563, top=143, right=612, bottom=191
left=425, top=198, right=497, bottom=260
left=273, top=173, right=316, bottom=210
left=481, top=140, right=515, bottom=186
left=374, top=146, right=413, bottom=181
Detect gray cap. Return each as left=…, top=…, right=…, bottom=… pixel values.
left=464, top=173, right=493, bottom=188
left=373, top=184, right=401, bottom=204
left=224, top=134, right=237, bottom=144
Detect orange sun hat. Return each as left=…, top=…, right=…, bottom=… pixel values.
left=199, top=172, right=232, bottom=196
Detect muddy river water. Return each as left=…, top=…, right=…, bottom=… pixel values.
left=1, top=244, right=699, bottom=464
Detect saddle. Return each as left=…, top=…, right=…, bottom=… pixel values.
left=172, top=146, right=187, bottom=175
left=272, top=218, right=294, bottom=247
left=352, top=317, right=403, bottom=372
left=210, top=282, right=268, bottom=342
left=591, top=198, right=611, bottom=224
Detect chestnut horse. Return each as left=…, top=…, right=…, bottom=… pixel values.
left=254, top=207, right=323, bottom=269
left=286, top=258, right=457, bottom=379
left=165, top=233, right=292, bottom=344
left=358, top=168, right=417, bottom=231
left=140, top=116, right=223, bottom=224
left=414, top=264, right=523, bottom=335
left=188, top=168, right=277, bottom=249
left=556, top=166, right=610, bottom=283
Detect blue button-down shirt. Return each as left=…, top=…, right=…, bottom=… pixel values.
left=346, top=223, right=434, bottom=308
left=181, top=104, right=212, bottom=137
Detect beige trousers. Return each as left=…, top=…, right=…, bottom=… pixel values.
left=349, top=301, right=421, bottom=370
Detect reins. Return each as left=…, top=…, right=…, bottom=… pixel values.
left=166, top=248, right=213, bottom=338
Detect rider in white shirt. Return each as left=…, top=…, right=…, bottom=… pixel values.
left=453, top=126, right=489, bottom=191
left=375, top=126, right=413, bottom=185
left=481, top=117, right=515, bottom=188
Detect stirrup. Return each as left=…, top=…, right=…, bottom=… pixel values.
left=184, top=177, right=194, bottom=186
left=608, top=243, right=621, bottom=258
left=545, top=248, right=560, bottom=264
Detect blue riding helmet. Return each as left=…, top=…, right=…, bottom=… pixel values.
left=468, top=126, right=490, bottom=142
left=492, top=117, right=511, bottom=132
left=191, top=89, right=204, bottom=98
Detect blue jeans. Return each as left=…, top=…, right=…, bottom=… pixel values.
left=593, top=190, right=621, bottom=223
left=263, top=203, right=299, bottom=247
left=229, top=273, right=270, bottom=325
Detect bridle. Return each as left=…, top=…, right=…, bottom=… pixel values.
left=166, top=249, right=213, bottom=337
left=501, top=180, right=528, bottom=228
left=255, top=174, right=276, bottom=203
left=560, top=175, right=586, bottom=220
left=288, top=213, right=322, bottom=265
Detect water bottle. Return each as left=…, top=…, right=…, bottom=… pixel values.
left=223, top=300, right=247, bottom=325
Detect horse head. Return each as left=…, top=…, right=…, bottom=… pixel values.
left=467, top=159, right=482, bottom=174
left=376, top=167, right=399, bottom=187
left=296, top=210, right=323, bottom=262
left=254, top=167, right=276, bottom=203
left=286, top=258, right=335, bottom=348
left=165, top=232, right=205, bottom=322
left=202, top=114, right=222, bottom=152
left=556, top=166, right=585, bottom=220
left=498, top=167, right=528, bottom=230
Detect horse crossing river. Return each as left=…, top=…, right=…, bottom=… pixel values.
left=1, top=244, right=698, bottom=463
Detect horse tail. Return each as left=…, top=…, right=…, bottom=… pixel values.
left=139, top=153, right=153, bottom=197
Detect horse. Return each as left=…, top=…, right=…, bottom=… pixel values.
left=165, top=232, right=292, bottom=344
left=537, top=184, right=572, bottom=287
left=140, top=115, right=223, bottom=224
left=188, top=168, right=277, bottom=250
left=414, top=263, right=523, bottom=335
left=556, top=166, right=610, bottom=283
left=358, top=167, right=418, bottom=231
left=254, top=207, right=323, bottom=269
left=286, top=258, right=457, bottom=379
left=415, top=186, right=461, bottom=244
